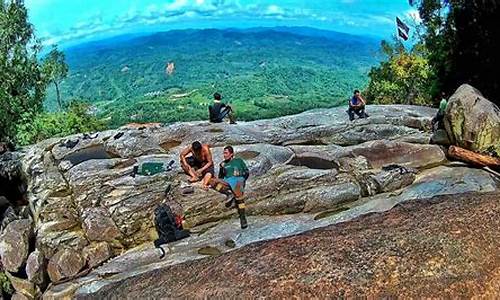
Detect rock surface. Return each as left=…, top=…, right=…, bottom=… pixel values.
left=445, top=84, right=500, bottom=157
left=72, top=192, right=500, bottom=299
left=46, top=249, right=85, bottom=283
left=0, top=219, right=33, bottom=273
left=0, top=103, right=498, bottom=298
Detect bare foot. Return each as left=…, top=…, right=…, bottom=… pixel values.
left=188, top=177, right=199, bottom=183
left=202, top=185, right=209, bottom=191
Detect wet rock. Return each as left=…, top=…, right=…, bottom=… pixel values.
left=47, top=249, right=85, bottom=283
left=445, top=84, right=500, bottom=157
left=0, top=219, right=33, bottom=273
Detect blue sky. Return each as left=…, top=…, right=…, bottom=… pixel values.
left=25, top=0, right=419, bottom=47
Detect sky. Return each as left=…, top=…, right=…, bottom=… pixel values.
left=25, top=0, right=419, bottom=47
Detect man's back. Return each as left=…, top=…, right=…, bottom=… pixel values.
left=209, top=102, right=226, bottom=122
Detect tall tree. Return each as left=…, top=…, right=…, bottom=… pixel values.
left=42, top=45, right=68, bottom=110
left=0, top=0, right=46, bottom=142
left=416, top=0, right=499, bottom=104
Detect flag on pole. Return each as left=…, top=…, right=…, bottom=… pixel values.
left=396, top=17, right=410, bottom=40
left=398, top=28, right=409, bottom=40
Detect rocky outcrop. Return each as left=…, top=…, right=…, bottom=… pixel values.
left=46, top=249, right=85, bottom=283
left=0, top=219, right=33, bottom=273
left=0, top=103, right=498, bottom=298
left=445, top=84, right=500, bottom=157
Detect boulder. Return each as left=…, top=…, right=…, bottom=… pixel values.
left=5, top=272, right=38, bottom=299
left=47, top=249, right=85, bottom=283
left=350, top=140, right=447, bottom=169
left=82, top=242, right=112, bottom=268
left=26, top=250, right=46, bottom=286
left=445, top=84, right=500, bottom=157
left=82, top=208, right=121, bottom=242
left=36, top=230, right=89, bottom=258
left=430, top=129, right=451, bottom=146
left=0, top=219, right=33, bottom=273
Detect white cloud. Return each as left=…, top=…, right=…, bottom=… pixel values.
left=266, top=5, right=284, bottom=16
left=165, top=0, right=188, bottom=11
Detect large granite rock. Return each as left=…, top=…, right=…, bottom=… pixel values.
left=5, top=104, right=499, bottom=296
left=46, top=248, right=85, bottom=283
left=26, top=250, right=46, bottom=286
left=445, top=84, right=500, bottom=157
left=0, top=219, right=33, bottom=273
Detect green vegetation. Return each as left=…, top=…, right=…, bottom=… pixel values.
left=0, top=0, right=103, bottom=146
left=48, top=28, right=379, bottom=127
left=367, top=0, right=499, bottom=107
left=42, top=45, right=68, bottom=110
left=15, top=101, right=106, bottom=145
left=0, top=271, right=13, bottom=296
left=366, top=40, right=433, bottom=105
left=0, top=0, right=46, bottom=143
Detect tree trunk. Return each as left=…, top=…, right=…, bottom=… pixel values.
left=54, top=81, right=62, bottom=111
left=448, top=146, right=500, bottom=168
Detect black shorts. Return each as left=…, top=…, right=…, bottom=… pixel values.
left=186, top=156, right=214, bottom=175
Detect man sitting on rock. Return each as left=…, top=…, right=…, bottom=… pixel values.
left=209, top=146, right=249, bottom=229
left=208, top=92, right=236, bottom=124
left=180, top=141, right=214, bottom=189
left=348, top=90, right=369, bottom=121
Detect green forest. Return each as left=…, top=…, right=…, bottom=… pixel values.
left=1, top=0, right=498, bottom=146
left=45, top=28, right=379, bottom=127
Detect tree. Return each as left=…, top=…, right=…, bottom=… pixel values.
left=365, top=40, right=433, bottom=105
left=415, top=0, right=499, bottom=105
left=0, top=0, right=46, bottom=143
left=15, top=100, right=106, bottom=145
left=42, top=45, right=68, bottom=110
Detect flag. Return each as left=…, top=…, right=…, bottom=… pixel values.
left=398, top=28, right=409, bottom=41
left=396, top=17, right=410, bottom=40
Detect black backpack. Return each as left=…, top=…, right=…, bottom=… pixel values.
left=154, top=204, right=189, bottom=258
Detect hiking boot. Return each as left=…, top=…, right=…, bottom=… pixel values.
left=239, top=213, right=248, bottom=229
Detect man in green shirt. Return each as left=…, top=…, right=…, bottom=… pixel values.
left=432, top=92, right=448, bottom=131
left=209, top=145, right=250, bottom=229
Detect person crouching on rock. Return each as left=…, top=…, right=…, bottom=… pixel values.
left=209, top=146, right=249, bottom=229
left=180, top=141, right=214, bottom=189
left=348, top=89, right=369, bottom=121
left=431, top=92, right=448, bottom=132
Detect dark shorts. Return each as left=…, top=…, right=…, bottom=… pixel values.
left=186, top=156, right=214, bottom=175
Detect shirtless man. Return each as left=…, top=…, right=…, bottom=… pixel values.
left=180, top=141, right=214, bottom=188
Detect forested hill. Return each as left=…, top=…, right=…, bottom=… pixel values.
left=48, top=27, right=381, bottom=127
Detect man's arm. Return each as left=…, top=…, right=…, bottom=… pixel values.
left=179, top=146, right=192, bottom=165
left=358, top=95, right=366, bottom=106
left=218, top=162, right=225, bottom=179
left=240, top=159, right=250, bottom=180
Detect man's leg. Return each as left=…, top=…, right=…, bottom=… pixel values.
left=201, top=172, right=212, bottom=189
left=347, top=107, right=355, bottom=121
left=181, top=157, right=200, bottom=182
left=235, top=197, right=248, bottom=229
left=356, top=108, right=366, bottom=118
